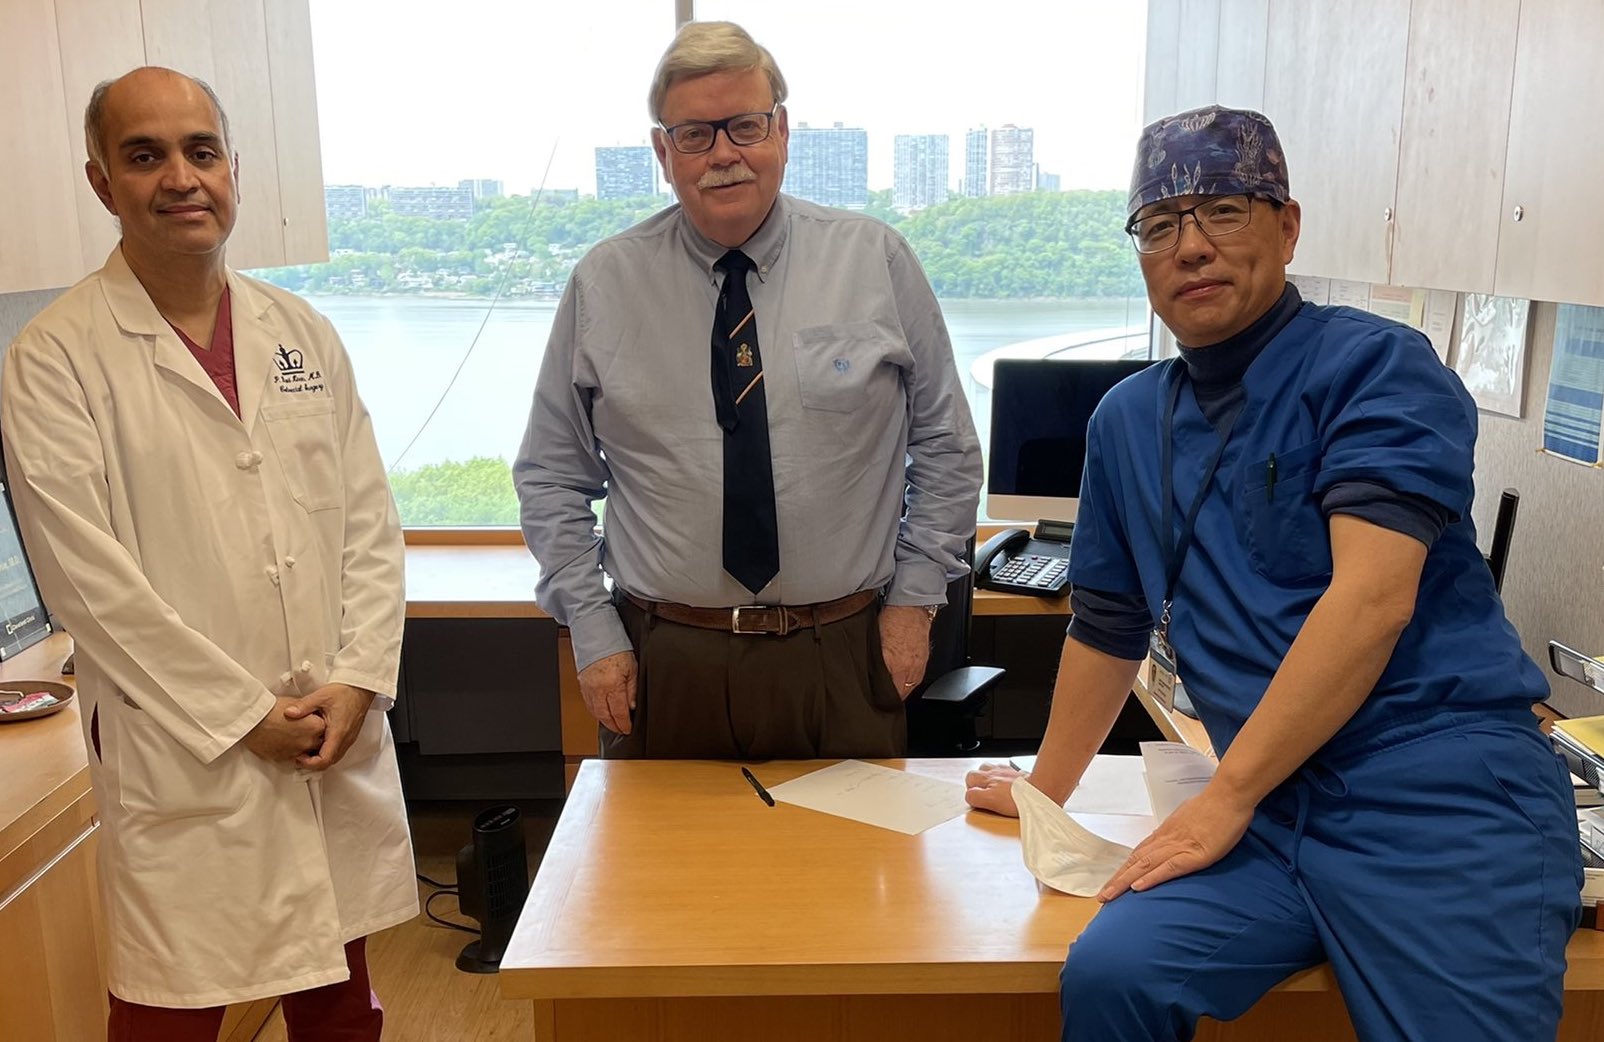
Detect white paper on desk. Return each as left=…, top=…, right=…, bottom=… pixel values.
left=1012, top=754, right=1153, bottom=816
left=1014, top=778, right=1134, bottom=896
left=1140, top=741, right=1216, bottom=821
left=767, top=760, right=968, bottom=835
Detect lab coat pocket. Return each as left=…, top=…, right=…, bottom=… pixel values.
left=1240, top=439, right=1331, bottom=583
left=109, top=698, right=250, bottom=822
left=261, top=398, right=342, bottom=512
left=792, top=322, right=896, bottom=414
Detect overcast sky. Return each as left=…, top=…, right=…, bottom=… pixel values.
left=310, top=0, right=1149, bottom=196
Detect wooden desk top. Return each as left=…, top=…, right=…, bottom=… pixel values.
left=500, top=758, right=1604, bottom=1003
left=500, top=757, right=1097, bottom=1000
left=402, top=542, right=1067, bottom=619
left=0, top=633, right=84, bottom=865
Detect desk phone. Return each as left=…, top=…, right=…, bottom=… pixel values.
left=975, top=519, right=1073, bottom=597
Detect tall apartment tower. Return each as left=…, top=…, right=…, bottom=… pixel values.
left=964, top=127, right=989, bottom=197
left=784, top=122, right=869, bottom=208
left=989, top=125, right=1036, bottom=196
left=892, top=134, right=950, bottom=211
left=594, top=146, right=658, bottom=200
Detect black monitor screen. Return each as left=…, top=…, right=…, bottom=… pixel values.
left=987, top=358, right=1159, bottom=498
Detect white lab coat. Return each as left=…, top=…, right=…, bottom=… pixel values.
left=0, top=248, right=417, bottom=1008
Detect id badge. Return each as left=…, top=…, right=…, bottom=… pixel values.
left=1148, top=629, right=1179, bottom=712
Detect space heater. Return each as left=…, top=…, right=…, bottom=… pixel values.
left=453, top=804, right=530, bottom=973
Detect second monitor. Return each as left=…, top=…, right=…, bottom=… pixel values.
left=985, top=356, right=1159, bottom=524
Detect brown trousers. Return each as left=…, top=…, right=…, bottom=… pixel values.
left=601, top=597, right=907, bottom=760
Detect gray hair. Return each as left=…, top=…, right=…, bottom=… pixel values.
left=648, top=21, right=788, bottom=123
left=84, top=68, right=232, bottom=173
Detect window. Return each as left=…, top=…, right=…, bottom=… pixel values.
left=250, top=1, right=679, bottom=525
left=250, top=1, right=1151, bottom=525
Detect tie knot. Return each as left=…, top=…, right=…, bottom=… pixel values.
left=716, top=249, right=754, bottom=274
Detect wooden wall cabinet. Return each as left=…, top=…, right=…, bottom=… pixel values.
left=1263, top=0, right=1412, bottom=286
left=1389, top=0, right=1520, bottom=294
left=1148, top=0, right=1604, bottom=307
left=1494, top=0, right=1604, bottom=305
left=0, top=0, right=328, bottom=295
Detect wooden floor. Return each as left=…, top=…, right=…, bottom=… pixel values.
left=251, top=801, right=560, bottom=1042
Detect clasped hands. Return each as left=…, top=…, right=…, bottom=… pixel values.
left=965, top=763, right=1254, bottom=901
left=242, top=683, right=375, bottom=770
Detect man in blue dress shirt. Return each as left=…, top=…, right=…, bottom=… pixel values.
left=514, top=22, right=982, bottom=759
left=967, top=106, right=1580, bottom=1042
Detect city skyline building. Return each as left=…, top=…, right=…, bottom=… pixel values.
left=892, top=134, right=950, bottom=211
left=323, top=184, right=369, bottom=222
left=785, top=122, right=869, bottom=208
left=459, top=178, right=503, bottom=199
left=989, top=124, right=1036, bottom=196
left=386, top=184, right=475, bottom=220
left=964, top=127, right=989, bottom=198
left=594, top=146, right=658, bottom=200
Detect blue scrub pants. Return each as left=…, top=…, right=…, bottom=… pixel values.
left=1060, top=710, right=1582, bottom=1042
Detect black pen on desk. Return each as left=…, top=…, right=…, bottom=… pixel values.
left=742, top=766, right=775, bottom=807
left=1266, top=452, right=1277, bottom=502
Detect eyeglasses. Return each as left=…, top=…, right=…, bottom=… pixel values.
left=659, top=107, right=777, bottom=155
left=1125, top=194, right=1255, bottom=254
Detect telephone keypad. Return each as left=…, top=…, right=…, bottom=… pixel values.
left=992, top=554, right=1069, bottom=591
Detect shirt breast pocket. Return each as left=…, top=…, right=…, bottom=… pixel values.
left=791, top=322, right=896, bottom=414
left=261, top=398, right=342, bottom=512
left=1240, top=438, right=1331, bottom=583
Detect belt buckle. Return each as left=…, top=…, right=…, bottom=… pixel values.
left=731, top=605, right=787, bottom=636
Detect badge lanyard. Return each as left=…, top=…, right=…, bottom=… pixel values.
left=1151, top=364, right=1239, bottom=709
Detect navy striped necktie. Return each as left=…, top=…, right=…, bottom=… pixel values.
left=711, top=249, right=779, bottom=594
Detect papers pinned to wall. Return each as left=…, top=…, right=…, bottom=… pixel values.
left=1421, top=290, right=1459, bottom=363
left=1455, top=293, right=1531, bottom=417
left=1288, top=275, right=1330, bottom=305
left=1542, top=304, right=1604, bottom=467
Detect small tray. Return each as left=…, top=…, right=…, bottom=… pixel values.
left=0, top=681, right=75, bottom=723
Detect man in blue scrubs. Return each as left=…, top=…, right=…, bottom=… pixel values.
left=966, top=106, right=1581, bottom=1041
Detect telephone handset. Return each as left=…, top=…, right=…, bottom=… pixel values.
left=975, top=519, right=1073, bottom=597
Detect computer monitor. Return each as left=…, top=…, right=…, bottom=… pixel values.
left=985, top=357, right=1159, bottom=523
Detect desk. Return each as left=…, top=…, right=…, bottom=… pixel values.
left=401, top=542, right=1071, bottom=787
left=499, top=758, right=1604, bottom=1041
left=402, top=541, right=1069, bottom=620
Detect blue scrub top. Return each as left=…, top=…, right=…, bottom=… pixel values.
left=1069, top=303, right=1547, bottom=756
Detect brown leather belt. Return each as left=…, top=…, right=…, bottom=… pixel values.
left=623, top=589, right=878, bottom=636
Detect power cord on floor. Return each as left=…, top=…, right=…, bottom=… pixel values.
left=417, top=872, right=480, bottom=934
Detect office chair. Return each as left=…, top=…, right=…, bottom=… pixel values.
left=1484, top=488, right=1519, bottom=595
left=906, top=538, right=1005, bottom=756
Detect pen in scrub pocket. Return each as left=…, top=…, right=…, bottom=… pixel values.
left=1266, top=452, right=1277, bottom=502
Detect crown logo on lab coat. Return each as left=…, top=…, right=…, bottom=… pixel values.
left=274, top=345, right=305, bottom=373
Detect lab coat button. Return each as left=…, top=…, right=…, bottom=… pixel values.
left=235, top=452, right=255, bottom=470
left=251, top=451, right=264, bottom=465
left=265, top=565, right=280, bottom=585
left=298, top=660, right=313, bottom=674
left=283, top=556, right=297, bottom=568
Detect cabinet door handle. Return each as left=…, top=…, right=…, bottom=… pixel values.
left=1383, top=207, right=1393, bottom=222
left=1512, top=205, right=1525, bottom=222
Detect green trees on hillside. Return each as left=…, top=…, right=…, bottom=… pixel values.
left=255, top=190, right=1141, bottom=301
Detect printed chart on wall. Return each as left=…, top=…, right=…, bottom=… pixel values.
left=0, top=476, right=50, bottom=658
left=1543, top=304, right=1604, bottom=467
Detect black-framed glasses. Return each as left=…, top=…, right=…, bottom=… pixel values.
left=659, top=107, right=777, bottom=155
left=1125, top=194, right=1255, bottom=254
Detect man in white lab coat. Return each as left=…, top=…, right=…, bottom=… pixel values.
left=0, top=67, right=416, bottom=1041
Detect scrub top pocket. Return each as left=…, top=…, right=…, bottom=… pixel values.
left=1240, top=438, right=1331, bottom=583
